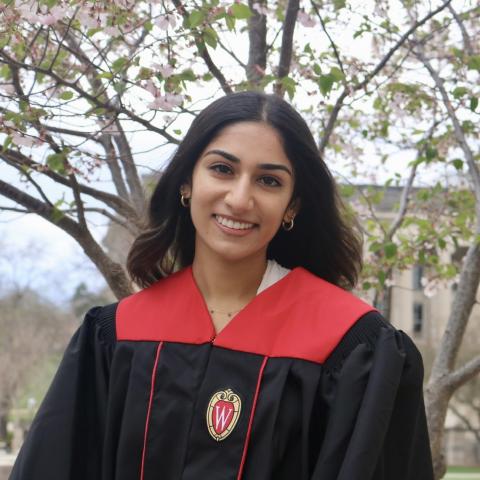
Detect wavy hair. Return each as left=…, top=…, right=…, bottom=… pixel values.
left=127, top=91, right=362, bottom=289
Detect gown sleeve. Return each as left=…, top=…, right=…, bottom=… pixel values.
left=312, top=311, right=434, bottom=480
left=9, top=304, right=117, bottom=480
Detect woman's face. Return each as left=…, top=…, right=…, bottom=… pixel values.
left=184, top=121, right=298, bottom=265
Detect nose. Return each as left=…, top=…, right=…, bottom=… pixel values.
left=224, top=177, right=254, bottom=213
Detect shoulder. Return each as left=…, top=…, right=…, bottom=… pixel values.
left=324, top=310, right=425, bottom=384
left=83, top=302, right=118, bottom=347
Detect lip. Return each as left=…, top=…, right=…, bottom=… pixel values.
left=212, top=214, right=257, bottom=237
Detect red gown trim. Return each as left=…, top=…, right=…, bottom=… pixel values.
left=140, top=341, right=163, bottom=480
left=237, top=356, right=268, bottom=480
left=116, top=266, right=376, bottom=364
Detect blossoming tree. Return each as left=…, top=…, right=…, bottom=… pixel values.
left=0, top=0, right=479, bottom=476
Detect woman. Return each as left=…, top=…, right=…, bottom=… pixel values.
left=10, top=92, right=434, bottom=480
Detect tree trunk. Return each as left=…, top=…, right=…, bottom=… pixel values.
left=425, top=382, right=452, bottom=479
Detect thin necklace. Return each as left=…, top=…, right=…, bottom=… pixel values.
left=208, top=307, right=242, bottom=318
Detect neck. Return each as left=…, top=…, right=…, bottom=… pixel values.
left=192, top=252, right=267, bottom=311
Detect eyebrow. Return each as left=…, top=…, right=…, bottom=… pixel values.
left=203, top=149, right=292, bottom=176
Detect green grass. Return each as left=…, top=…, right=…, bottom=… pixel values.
left=448, top=467, right=480, bottom=473
left=443, top=466, right=480, bottom=480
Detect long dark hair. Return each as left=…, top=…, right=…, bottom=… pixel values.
left=127, top=91, right=362, bottom=289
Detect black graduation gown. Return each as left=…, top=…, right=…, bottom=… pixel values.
left=10, top=266, right=434, bottom=480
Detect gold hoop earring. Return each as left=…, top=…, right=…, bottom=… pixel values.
left=282, top=217, right=294, bottom=231
left=180, top=194, right=190, bottom=208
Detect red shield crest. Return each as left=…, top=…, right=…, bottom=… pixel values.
left=206, top=388, right=242, bottom=441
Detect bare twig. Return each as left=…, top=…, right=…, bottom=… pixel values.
left=415, top=47, right=480, bottom=223
left=447, top=3, right=474, bottom=55
left=311, top=1, right=346, bottom=79
left=171, top=0, right=233, bottom=94
left=318, top=0, right=454, bottom=156
left=387, top=120, right=440, bottom=239
left=0, top=50, right=180, bottom=144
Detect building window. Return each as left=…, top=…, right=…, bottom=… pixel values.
left=412, top=265, right=424, bottom=290
left=413, top=303, right=424, bottom=333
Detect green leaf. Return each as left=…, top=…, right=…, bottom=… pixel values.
left=362, top=281, right=371, bottom=290
left=173, top=129, right=182, bottom=135
left=225, top=14, right=236, bottom=30
left=59, top=91, right=74, bottom=100
left=281, top=77, right=296, bottom=100
left=97, top=72, right=113, bottom=80
left=452, top=159, right=463, bottom=170
left=113, top=82, right=126, bottom=94
left=425, top=146, right=437, bottom=160
left=378, top=270, right=386, bottom=286
left=231, top=3, right=252, bottom=19
left=470, top=96, right=478, bottom=112
left=203, top=27, right=218, bottom=49
left=313, top=63, right=322, bottom=75
left=333, top=0, right=346, bottom=10
left=452, top=86, right=469, bottom=99
left=111, top=57, right=129, bottom=74
left=46, top=153, right=67, bottom=174
left=384, top=242, right=397, bottom=259
left=188, top=10, right=205, bottom=28
left=318, top=74, right=334, bottom=96
left=330, top=66, right=344, bottom=82
left=2, top=135, right=12, bottom=151
left=467, top=55, right=480, bottom=71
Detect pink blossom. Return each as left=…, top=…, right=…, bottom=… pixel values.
left=1, top=84, right=16, bottom=95
left=14, top=0, right=37, bottom=22
left=155, top=13, right=176, bottom=31
left=143, top=79, right=159, bottom=97
left=11, top=132, right=42, bottom=148
left=104, top=26, right=121, bottom=36
left=148, top=93, right=183, bottom=111
left=154, top=64, right=174, bottom=78
left=76, top=11, right=102, bottom=29
left=297, top=11, right=316, bottom=28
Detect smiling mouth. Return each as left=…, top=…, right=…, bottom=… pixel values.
left=214, top=215, right=256, bottom=230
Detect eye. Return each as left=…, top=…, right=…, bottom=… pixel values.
left=258, top=175, right=281, bottom=187
left=209, top=163, right=233, bottom=175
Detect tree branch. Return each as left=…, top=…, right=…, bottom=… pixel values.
left=171, top=0, right=233, bottom=94
left=415, top=47, right=480, bottom=223
left=247, top=0, right=267, bottom=85
left=112, top=119, right=145, bottom=213
left=0, top=50, right=180, bottom=144
left=0, top=149, right=141, bottom=226
left=387, top=120, right=439, bottom=239
left=447, top=355, right=480, bottom=391
left=447, top=3, right=474, bottom=55
left=69, top=173, right=87, bottom=228
left=0, top=178, right=133, bottom=299
left=274, top=0, right=300, bottom=96
left=98, top=134, right=130, bottom=201
left=318, top=0, right=453, bottom=156
left=311, top=1, right=346, bottom=79
left=448, top=403, right=480, bottom=443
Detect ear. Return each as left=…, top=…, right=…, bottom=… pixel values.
left=284, top=197, right=300, bottom=221
left=180, top=183, right=192, bottom=198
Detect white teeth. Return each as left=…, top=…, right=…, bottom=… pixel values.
left=215, top=215, right=254, bottom=230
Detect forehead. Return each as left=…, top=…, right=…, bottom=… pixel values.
left=204, top=122, right=290, bottom=164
